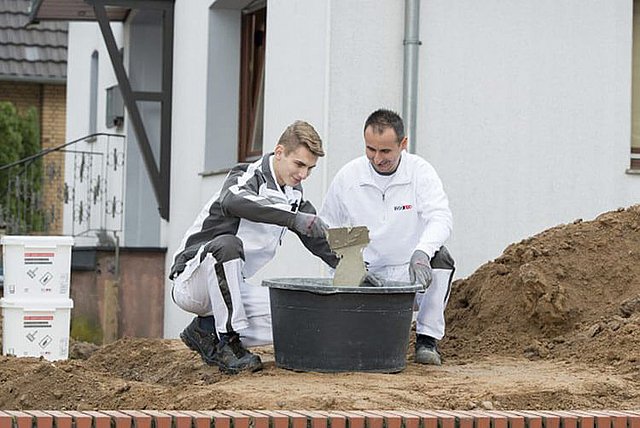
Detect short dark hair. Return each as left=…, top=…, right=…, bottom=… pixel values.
left=363, top=109, right=405, bottom=142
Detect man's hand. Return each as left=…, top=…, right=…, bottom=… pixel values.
left=291, top=212, right=329, bottom=238
left=409, top=250, right=433, bottom=289
left=360, top=271, right=385, bottom=287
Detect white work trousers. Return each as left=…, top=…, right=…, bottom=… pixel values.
left=172, top=254, right=272, bottom=347
left=372, top=262, right=454, bottom=340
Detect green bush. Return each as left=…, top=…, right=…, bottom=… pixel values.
left=0, top=101, right=43, bottom=232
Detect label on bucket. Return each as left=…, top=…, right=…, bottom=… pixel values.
left=24, top=251, right=55, bottom=265
left=24, top=314, right=54, bottom=329
left=22, top=313, right=54, bottom=351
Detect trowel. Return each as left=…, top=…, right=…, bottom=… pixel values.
left=326, top=226, right=369, bottom=287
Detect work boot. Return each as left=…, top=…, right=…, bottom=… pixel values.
left=415, top=334, right=441, bottom=365
left=215, top=332, right=263, bottom=374
left=180, top=316, right=219, bottom=365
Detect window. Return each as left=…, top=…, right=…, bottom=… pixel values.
left=204, top=1, right=266, bottom=173
left=631, top=0, right=640, bottom=171
left=238, top=6, right=266, bottom=162
left=89, top=50, right=99, bottom=139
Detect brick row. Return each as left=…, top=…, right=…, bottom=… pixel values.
left=0, top=410, right=637, bottom=428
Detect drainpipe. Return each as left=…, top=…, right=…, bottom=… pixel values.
left=402, top=0, right=421, bottom=154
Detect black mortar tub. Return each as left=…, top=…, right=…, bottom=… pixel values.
left=263, top=278, right=422, bottom=373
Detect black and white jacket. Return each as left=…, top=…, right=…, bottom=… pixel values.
left=170, top=153, right=338, bottom=280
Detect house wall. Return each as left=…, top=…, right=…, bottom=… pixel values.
left=417, top=0, right=639, bottom=276
left=65, top=1, right=640, bottom=339
left=123, top=11, right=163, bottom=248
left=64, top=22, right=124, bottom=245
left=41, top=84, right=67, bottom=234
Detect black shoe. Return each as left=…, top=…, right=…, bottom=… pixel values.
left=415, top=334, right=441, bottom=365
left=180, top=317, right=219, bottom=365
left=215, top=333, right=263, bottom=374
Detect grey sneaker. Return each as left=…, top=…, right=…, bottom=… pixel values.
left=415, top=334, right=442, bottom=365
left=215, top=333, right=263, bottom=374
left=180, top=317, right=220, bottom=365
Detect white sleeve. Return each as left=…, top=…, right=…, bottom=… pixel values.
left=415, top=162, right=453, bottom=258
left=320, top=173, right=349, bottom=228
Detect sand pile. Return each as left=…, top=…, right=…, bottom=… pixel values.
left=444, top=205, right=640, bottom=375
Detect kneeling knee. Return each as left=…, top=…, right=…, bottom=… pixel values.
left=431, top=246, right=455, bottom=270
left=203, top=235, right=245, bottom=263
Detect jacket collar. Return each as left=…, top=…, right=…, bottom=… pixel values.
left=262, top=152, right=303, bottom=194
left=358, top=151, right=411, bottom=188
left=260, top=152, right=280, bottom=191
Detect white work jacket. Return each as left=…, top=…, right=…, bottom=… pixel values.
left=320, top=152, right=452, bottom=275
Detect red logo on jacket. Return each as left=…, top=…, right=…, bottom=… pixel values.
left=393, top=204, right=413, bottom=211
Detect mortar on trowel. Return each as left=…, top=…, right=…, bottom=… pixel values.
left=326, top=226, right=370, bottom=287
left=262, top=225, right=422, bottom=373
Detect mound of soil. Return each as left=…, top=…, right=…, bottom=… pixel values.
left=0, top=206, right=638, bottom=411
left=444, top=205, right=640, bottom=375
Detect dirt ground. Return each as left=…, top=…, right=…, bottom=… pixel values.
left=0, top=206, right=639, bottom=411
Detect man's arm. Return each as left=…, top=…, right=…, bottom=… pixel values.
left=415, top=162, right=453, bottom=258
left=294, top=199, right=340, bottom=268
left=220, top=166, right=295, bottom=227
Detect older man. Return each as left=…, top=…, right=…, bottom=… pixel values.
left=321, top=109, right=455, bottom=365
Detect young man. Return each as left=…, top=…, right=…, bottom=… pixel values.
left=171, top=120, right=338, bottom=374
left=320, top=109, right=455, bottom=365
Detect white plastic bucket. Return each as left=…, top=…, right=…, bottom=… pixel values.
left=0, top=298, right=74, bottom=361
left=1, top=235, right=74, bottom=299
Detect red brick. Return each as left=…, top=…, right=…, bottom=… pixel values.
left=431, top=411, right=474, bottom=428
left=4, top=411, right=34, bottom=428
left=365, top=411, right=402, bottom=428
left=615, top=412, right=640, bottom=428
left=572, top=412, right=609, bottom=428
left=62, top=412, right=92, bottom=428
left=163, top=411, right=193, bottom=428
left=273, top=411, right=307, bottom=428
left=0, top=412, right=13, bottom=428
left=331, top=411, right=366, bottom=428
left=296, top=411, right=330, bottom=428
left=202, top=411, right=233, bottom=428
left=542, top=411, right=577, bottom=428
left=101, top=411, right=132, bottom=428
left=237, top=411, right=270, bottom=428
left=314, top=411, right=346, bottom=428
left=401, top=410, right=441, bottom=428
left=122, top=411, right=152, bottom=428
left=139, top=411, right=172, bottom=428
left=487, top=411, right=525, bottom=428
left=520, top=411, right=560, bottom=428
left=566, top=411, right=594, bottom=428
left=480, top=411, right=508, bottom=428
left=385, top=412, right=420, bottom=428
left=351, top=411, right=384, bottom=428
left=179, top=411, right=213, bottom=428
left=80, top=412, right=114, bottom=428
left=255, top=411, right=289, bottom=428
left=24, top=411, right=52, bottom=428
left=508, top=412, right=542, bottom=428
left=40, top=412, right=71, bottom=428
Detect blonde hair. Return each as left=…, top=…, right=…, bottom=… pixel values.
left=277, top=120, right=325, bottom=157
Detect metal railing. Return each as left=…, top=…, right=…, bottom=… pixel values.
left=0, top=133, right=126, bottom=238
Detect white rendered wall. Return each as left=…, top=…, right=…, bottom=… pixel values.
left=418, top=0, right=639, bottom=277
left=163, top=0, right=639, bottom=336
left=64, top=23, right=123, bottom=246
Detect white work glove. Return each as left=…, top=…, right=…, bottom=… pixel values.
left=409, top=250, right=433, bottom=289
left=360, top=271, right=385, bottom=287
left=291, top=212, right=329, bottom=238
